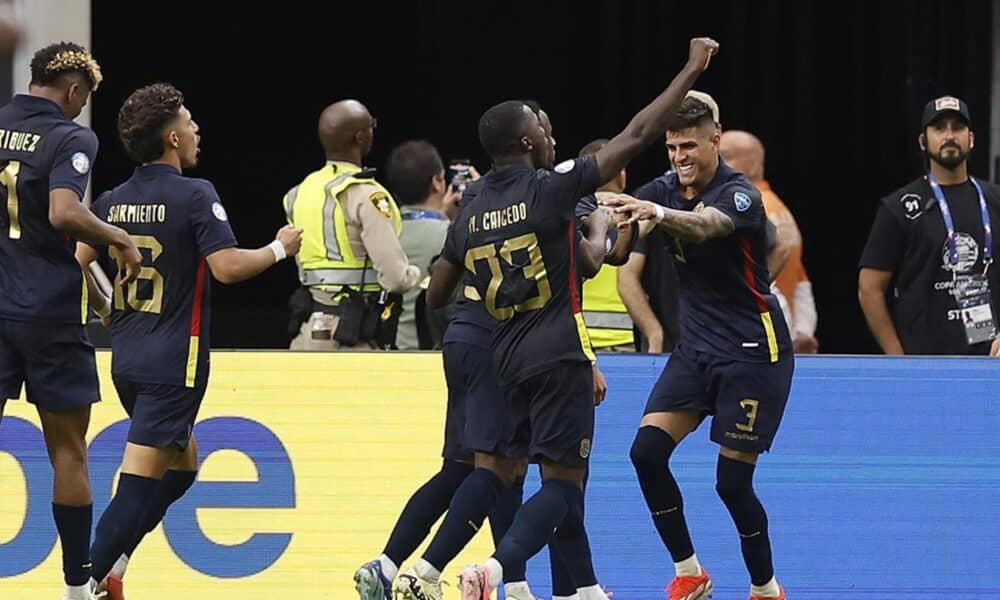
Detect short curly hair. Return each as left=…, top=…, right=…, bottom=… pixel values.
left=29, top=42, right=102, bottom=91
left=117, top=83, right=185, bottom=164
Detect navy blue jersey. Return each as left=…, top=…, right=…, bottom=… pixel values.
left=89, top=164, right=237, bottom=386
left=441, top=179, right=496, bottom=349
left=450, top=156, right=601, bottom=383
left=635, top=161, right=791, bottom=362
left=0, top=95, right=99, bottom=324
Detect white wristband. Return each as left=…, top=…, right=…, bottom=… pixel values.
left=268, top=240, right=287, bottom=263
left=653, top=203, right=666, bottom=224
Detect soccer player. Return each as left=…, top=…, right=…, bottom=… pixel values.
left=445, top=38, right=718, bottom=600
left=74, top=83, right=302, bottom=599
left=0, top=42, right=142, bottom=600
left=605, top=96, right=794, bottom=600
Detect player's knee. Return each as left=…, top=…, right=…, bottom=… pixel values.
left=630, top=425, right=677, bottom=473
left=715, top=455, right=756, bottom=504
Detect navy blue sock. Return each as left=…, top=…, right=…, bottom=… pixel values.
left=716, top=455, right=774, bottom=586
left=550, top=468, right=590, bottom=595
left=90, top=473, right=160, bottom=582
left=630, top=426, right=695, bottom=562
left=493, top=479, right=579, bottom=571
left=382, top=460, right=472, bottom=566
left=52, top=503, right=92, bottom=586
left=549, top=490, right=597, bottom=592
left=422, top=468, right=504, bottom=571
left=123, top=469, right=198, bottom=558
left=488, top=475, right=525, bottom=583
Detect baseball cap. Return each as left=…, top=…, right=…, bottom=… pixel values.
left=921, top=95, right=971, bottom=129
left=686, top=90, right=720, bottom=126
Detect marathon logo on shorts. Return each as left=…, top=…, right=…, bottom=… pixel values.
left=580, top=438, right=591, bottom=459
left=934, top=96, right=961, bottom=112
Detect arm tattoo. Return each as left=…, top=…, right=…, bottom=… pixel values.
left=657, top=205, right=735, bottom=243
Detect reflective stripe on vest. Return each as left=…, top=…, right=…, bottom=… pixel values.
left=581, top=264, right=634, bottom=348
left=284, top=162, right=401, bottom=295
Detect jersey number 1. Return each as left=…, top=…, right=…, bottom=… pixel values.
left=109, top=235, right=165, bottom=314
left=0, top=160, right=21, bottom=239
left=464, top=232, right=552, bottom=320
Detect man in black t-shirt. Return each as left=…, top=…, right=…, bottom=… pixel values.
left=859, top=96, right=1000, bottom=356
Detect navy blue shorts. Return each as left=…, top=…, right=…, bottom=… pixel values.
left=504, top=361, right=594, bottom=469
left=644, top=344, right=793, bottom=453
left=441, top=341, right=510, bottom=460
left=0, top=319, right=99, bottom=411
left=113, top=377, right=207, bottom=450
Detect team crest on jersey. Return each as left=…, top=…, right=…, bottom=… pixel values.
left=554, top=159, right=575, bottom=174
left=71, top=152, right=90, bottom=174
left=370, top=191, right=393, bottom=219
left=900, top=193, right=924, bottom=220
left=579, top=438, right=591, bottom=459
left=734, top=191, right=751, bottom=212
left=211, top=202, right=229, bottom=221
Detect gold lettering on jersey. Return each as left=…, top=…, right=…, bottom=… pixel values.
left=0, top=129, right=42, bottom=153
left=468, top=215, right=477, bottom=234
left=107, top=204, right=167, bottom=224
left=480, top=202, right=528, bottom=231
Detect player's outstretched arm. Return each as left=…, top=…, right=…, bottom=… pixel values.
left=594, top=37, right=718, bottom=183
left=205, top=225, right=302, bottom=284
left=51, top=189, right=142, bottom=284
left=578, top=206, right=613, bottom=279
left=602, top=195, right=734, bottom=243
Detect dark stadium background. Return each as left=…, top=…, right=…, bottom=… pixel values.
left=90, top=1, right=994, bottom=353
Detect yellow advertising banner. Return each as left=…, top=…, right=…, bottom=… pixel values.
left=0, top=352, right=495, bottom=598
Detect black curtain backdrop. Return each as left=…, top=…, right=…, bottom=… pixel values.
left=90, top=0, right=993, bottom=352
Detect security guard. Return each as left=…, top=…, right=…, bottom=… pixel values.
left=285, top=99, right=420, bottom=350
left=578, top=138, right=636, bottom=350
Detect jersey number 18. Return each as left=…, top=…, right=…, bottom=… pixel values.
left=109, top=235, right=165, bottom=314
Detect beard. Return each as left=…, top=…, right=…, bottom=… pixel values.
left=926, top=145, right=970, bottom=170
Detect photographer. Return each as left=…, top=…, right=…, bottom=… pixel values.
left=386, top=141, right=470, bottom=349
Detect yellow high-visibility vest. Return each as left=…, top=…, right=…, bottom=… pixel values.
left=283, top=162, right=401, bottom=296
left=582, top=265, right=634, bottom=349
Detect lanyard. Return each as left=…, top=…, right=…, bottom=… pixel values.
left=401, top=209, right=446, bottom=221
left=927, top=174, right=992, bottom=276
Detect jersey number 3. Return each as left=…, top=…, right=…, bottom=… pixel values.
left=465, top=232, right=552, bottom=320
left=109, top=235, right=165, bottom=314
left=0, top=160, right=21, bottom=239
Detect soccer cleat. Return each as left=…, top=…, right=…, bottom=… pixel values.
left=665, top=568, right=713, bottom=600
left=354, top=560, right=393, bottom=600
left=457, top=565, right=492, bottom=600
left=749, top=586, right=786, bottom=600
left=103, top=575, right=125, bottom=600
left=504, top=585, right=537, bottom=600
left=393, top=567, right=444, bottom=600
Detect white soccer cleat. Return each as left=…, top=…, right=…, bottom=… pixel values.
left=393, top=567, right=445, bottom=600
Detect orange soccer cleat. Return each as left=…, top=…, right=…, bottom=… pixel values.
left=665, top=568, right=713, bottom=600
left=749, top=586, right=786, bottom=600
